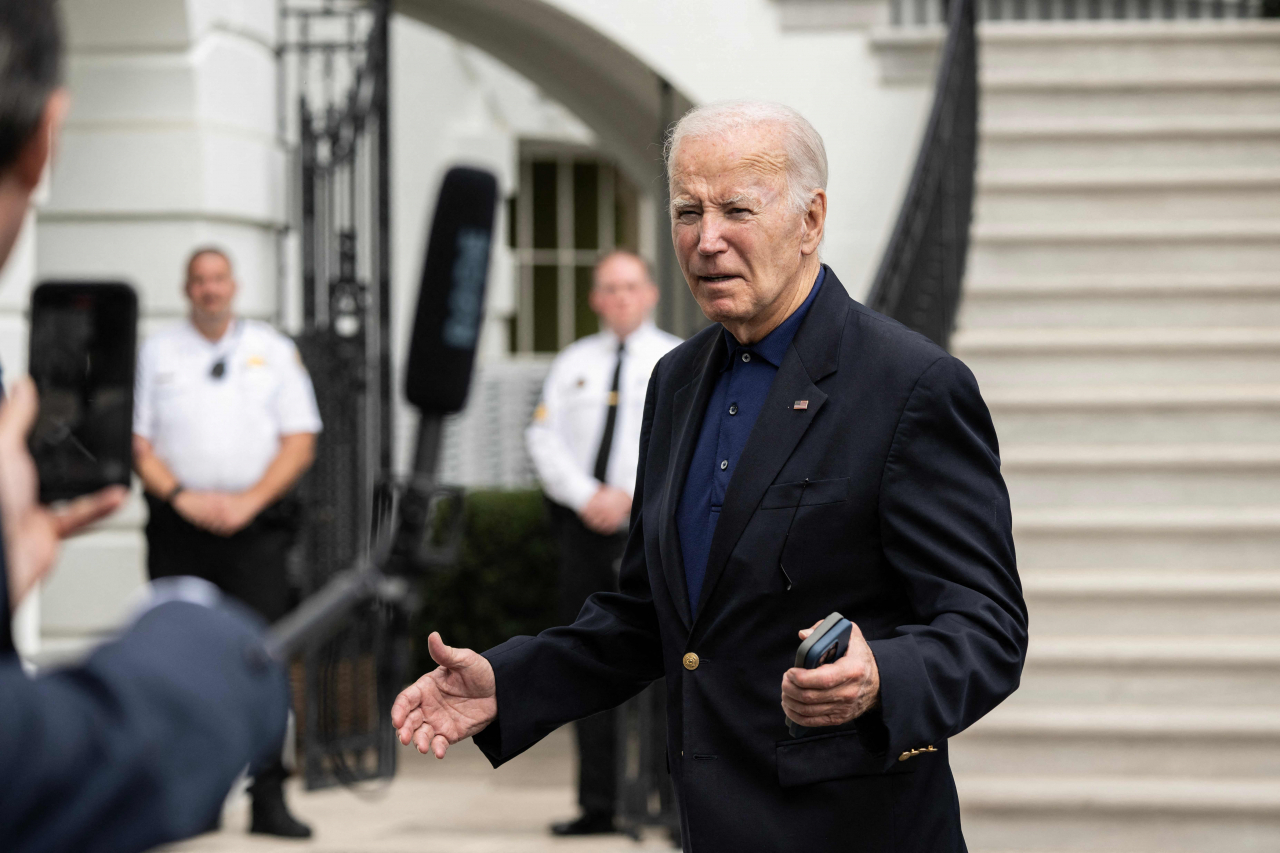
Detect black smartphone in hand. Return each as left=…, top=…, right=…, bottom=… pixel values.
left=788, top=611, right=854, bottom=738
left=27, top=281, right=137, bottom=504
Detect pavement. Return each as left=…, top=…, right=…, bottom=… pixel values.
left=162, top=726, right=679, bottom=853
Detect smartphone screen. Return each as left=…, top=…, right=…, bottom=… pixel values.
left=28, top=282, right=137, bottom=503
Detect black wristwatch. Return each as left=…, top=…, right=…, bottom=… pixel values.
left=165, top=483, right=185, bottom=503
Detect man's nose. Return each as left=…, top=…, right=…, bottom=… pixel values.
left=697, top=217, right=727, bottom=255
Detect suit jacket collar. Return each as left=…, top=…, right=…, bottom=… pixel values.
left=660, top=266, right=850, bottom=630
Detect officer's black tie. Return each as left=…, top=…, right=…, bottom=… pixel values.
left=592, top=341, right=625, bottom=482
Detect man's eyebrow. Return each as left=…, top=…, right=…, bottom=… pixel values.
left=720, top=194, right=758, bottom=208
left=671, top=197, right=700, bottom=211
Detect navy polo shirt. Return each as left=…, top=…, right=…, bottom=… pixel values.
left=677, top=267, right=825, bottom=615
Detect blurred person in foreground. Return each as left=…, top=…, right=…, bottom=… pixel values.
left=133, top=247, right=322, bottom=838
left=394, top=101, right=1027, bottom=851
left=0, top=2, right=290, bottom=851
left=525, top=251, right=680, bottom=836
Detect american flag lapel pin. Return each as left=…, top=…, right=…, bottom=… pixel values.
left=793, top=400, right=809, bottom=410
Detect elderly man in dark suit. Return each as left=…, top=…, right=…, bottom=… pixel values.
left=393, top=100, right=1028, bottom=852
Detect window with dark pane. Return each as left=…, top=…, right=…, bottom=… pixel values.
left=510, top=150, right=641, bottom=355
left=531, top=161, right=557, bottom=250
left=532, top=265, right=559, bottom=352
left=574, top=266, right=597, bottom=341
left=573, top=162, right=598, bottom=250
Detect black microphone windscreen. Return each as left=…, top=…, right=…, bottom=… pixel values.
left=405, top=166, right=499, bottom=414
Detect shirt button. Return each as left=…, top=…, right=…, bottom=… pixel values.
left=741, top=352, right=751, bottom=363
left=683, top=652, right=700, bottom=671
left=719, top=459, right=728, bottom=470
left=729, top=404, right=737, bottom=416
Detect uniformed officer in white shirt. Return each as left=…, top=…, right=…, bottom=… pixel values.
left=525, top=250, right=681, bottom=836
left=133, top=247, right=321, bottom=839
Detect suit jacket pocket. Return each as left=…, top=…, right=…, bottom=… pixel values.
left=775, top=729, right=913, bottom=788
left=760, top=477, right=851, bottom=510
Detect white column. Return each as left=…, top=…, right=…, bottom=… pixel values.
left=31, top=0, right=283, bottom=655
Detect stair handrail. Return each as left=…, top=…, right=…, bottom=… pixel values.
left=867, top=0, right=978, bottom=350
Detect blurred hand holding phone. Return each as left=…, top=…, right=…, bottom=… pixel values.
left=2, top=282, right=133, bottom=612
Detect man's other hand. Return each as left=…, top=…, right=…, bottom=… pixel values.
left=172, top=490, right=227, bottom=532
left=173, top=491, right=258, bottom=537
left=780, top=619, right=881, bottom=729
left=392, top=632, right=497, bottom=758
left=579, top=485, right=631, bottom=534
left=0, top=377, right=126, bottom=612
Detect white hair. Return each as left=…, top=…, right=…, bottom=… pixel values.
left=663, top=100, right=828, bottom=215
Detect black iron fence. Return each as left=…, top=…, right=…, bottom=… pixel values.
left=869, top=0, right=979, bottom=350
left=891, top=0, right=1269, bottom=24
left=280, top=0, right=395, bottom=790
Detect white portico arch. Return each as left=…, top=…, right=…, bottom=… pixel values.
left=394, top=0, right=699, bottom=333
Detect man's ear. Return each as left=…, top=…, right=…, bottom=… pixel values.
left=800, top=189, right=827, bottom=256
left=12, top=89, right=70, bottom=193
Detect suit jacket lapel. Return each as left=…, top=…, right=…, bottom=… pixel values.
left=693, top=269, right=850, bottom=622
left=659, top=330, right=726, bottom=630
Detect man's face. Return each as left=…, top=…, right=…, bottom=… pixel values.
left=590, top=254, right=658, bottom=338
left=669, top=128, right=819, bottom=334
left=185, top=253, right=237, bottom=320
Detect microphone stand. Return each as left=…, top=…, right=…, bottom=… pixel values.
left=265, top=413, right=458, bottom=661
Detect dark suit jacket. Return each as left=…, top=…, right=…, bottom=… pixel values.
left=1, top=573, right=289, bottom=853
left=475, top=268, right=1028, bottom=852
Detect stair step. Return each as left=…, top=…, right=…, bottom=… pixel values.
left=970, top=221, right=1280, bottom=277
left=980, top=19, right=1280, bottom=77
left=1010, top=503, right=1280, bottom=572
left=976, top=169, right=1280, bottom=223
left=1016, top=638, right=1280, bottom=707
left=999, top=443, right=1280, bottom=507
left=956, top=327, right=1280, bottom=386
left=1020, top=636, right=1280, bottom=707
left=981, top=117, right=1280, bottom=171
left=983, top=68, right=1280, bottom=121
left=959, top=274, right=1280, bottom=329
left=986, top=384, right=1280, bottom=445
left=953, top=706, right=1280, bottom=777
left=1024, top=569, right=1280, bottom=635
left=959, top=775, right=1280, bottom=852
left=973, top=219, right=1280, bottom=241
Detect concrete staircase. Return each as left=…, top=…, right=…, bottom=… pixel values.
left=949, top=20, right=1280, bottom=853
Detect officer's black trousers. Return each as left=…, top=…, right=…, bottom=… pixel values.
left=547, top=499, right=627, bottom=818
left=145, top=494, right=296, bottom=798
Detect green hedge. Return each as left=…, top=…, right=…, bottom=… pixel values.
left=413, top=489, right=559, bottom=673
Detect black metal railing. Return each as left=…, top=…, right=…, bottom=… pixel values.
left=280, top=0, right=395, bottom=791
left=891, top=0, right=1268, bottom=24
left=869, top=0, right=978, bottom=350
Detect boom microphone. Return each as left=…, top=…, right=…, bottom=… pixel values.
left=267, top=165, right=498, bottom=662
left=405, top=166, right=500, bottom=415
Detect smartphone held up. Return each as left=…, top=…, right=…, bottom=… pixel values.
left=27, top=282, right=137, bottom=504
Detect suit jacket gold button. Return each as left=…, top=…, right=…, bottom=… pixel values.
left=683, top=652, right=700, bottom=671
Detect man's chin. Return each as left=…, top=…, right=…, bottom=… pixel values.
left=693, top=297, right=748, bottom=326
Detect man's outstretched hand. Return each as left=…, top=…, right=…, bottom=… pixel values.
left=392, top=632, right=497, bottom=758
